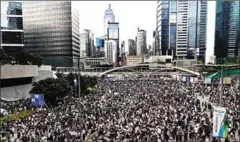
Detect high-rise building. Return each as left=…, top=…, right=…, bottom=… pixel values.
left=22, top=1, right=80, bottom=68
left=107, top=22, right=119, bottom=64
left=121, top=41, right=125, bottom=55
left=205, top=1, right=217, bottom=65
left=104, top=40, right=117, bottom=66
left=128, top=39, right=136, bottom=56
left=104, top=4, right=115, bottom=37
left=152, top=40, right=156, bottom=56
left=80, top=29, right=95, bottom=57
left=96, top=37, right=105, bottom=57
left=215, top=1, right=240, bottom=58
left=156, top=1, right=207, bottom=59
left=136, top=27, right=147, bottom=55
left=1, top=1, right=24, bottom=55
left=96, top=37, right=105, bottom=49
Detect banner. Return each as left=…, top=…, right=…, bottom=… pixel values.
left=31, top=94, right=44, bottom=106
left=212, top=106, right=228, bottom=138
left=204, top=78, right=211, bottom=84
left=186, top=76, right=190, bottom=83
left=73, top=79, right=77, bottom=87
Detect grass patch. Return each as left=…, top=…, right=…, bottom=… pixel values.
left=0, top=110, right=33, bottom=125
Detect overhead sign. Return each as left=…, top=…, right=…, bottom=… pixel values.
left=31, top=94, right=44, bottom=106
left=212, top=107, right=228, bottom=138
left=73, top=79, right=77, bottom=87
left=186, top=76, right=190, bottom=83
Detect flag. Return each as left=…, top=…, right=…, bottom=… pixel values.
left=73, top=79, right=77, bottom=87
left=212, top=106, right=228, bottom=138
left=31, top=94, right=44, bottom=106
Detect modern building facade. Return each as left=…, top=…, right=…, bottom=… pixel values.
left=128, top=39, right=136, bottom=56
left=104, top=4, right=115, bottom=37
left=84, top=57, right=111, bottom=68
left=80, top=29, right=95, bottom=57
left=95, top=37, right=105, bottom=57
left=1, top=65, right=55, bottom=99
left=121, top=41, right=125, bottom=55
left=22, top=1, right=80, bottom=68
left=156, top=1, right=207, bottom=59
left=126, top=55, right=142, bottom=66
left=107, top=22, right=119, bottom=64
left=215, top=1, right=240, bottom=58
left=136, top=27, right=147, bottom=55
left=104, top=40, right=117, bottom=66
left=96, top=37, right=105, bottom=49
left=1, top=1, right=24, bottom=55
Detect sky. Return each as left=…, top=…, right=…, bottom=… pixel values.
left=75, top=1, right=156, bottom=48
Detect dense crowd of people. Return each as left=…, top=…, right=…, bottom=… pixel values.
left=0, top=76, right=239, bottom=142
left=0, top=98, right=32, bottom=117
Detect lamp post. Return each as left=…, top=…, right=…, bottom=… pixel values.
left=63, top=57, right=81, bottom=98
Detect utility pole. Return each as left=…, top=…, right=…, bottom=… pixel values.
left=220, top=65, right=224, bottom=105
left=63, top=57, right=81, bottom=98
left=77, top=59, right=81, bottom=98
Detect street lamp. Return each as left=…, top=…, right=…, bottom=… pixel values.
left=63, top=57, right=81, bottom=98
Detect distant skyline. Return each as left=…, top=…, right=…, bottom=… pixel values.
left=76, top=1, right=156, bottom=50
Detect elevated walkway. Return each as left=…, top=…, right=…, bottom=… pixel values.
left=207, top=68, right=240, bottom=78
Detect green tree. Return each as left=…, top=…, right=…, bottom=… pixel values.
left=65, top=73, right=98, bottom=95
left=0, top=48, right=8, bottom=64
left=15, top=52, right=43, bottom=67
left=197, top=59, right=204, bottom=65
left=55, top=72, right=66, bottom=80
left=0, top=48, right=13, bottom=64
left=30, top=78, right=72, bottom=106
left=236, top=57, right=240, bottom=64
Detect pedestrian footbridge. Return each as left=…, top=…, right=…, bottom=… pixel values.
left=56, top=64, right=200, bottom=77
left=98, top=64, right=200, bottom=76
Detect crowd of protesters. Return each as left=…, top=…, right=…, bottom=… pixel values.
left=0, top=75, right=239, bottom=142
left=0, top=98, right=32, bottom=117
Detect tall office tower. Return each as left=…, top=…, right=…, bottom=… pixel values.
left=205, top=1, right=216, bottom=65
left=121, top=41, right=125, bottom=55
left=96, top=37, right=105, bottom=57
left=104, top=40, right=117, bottom=66
left=80, top=29, right=95, bottom=57
left=152, top=40, right=156, bottom=56
left=136, top=27, right=147, bottom=55
left=96, top=37, right=105, bottom=49
left=128, top=39, right=136, bottom=56
left=188, top=1, right=207, bottom=59
left=104, top=4, right=115, bottom=37
left=22, top=1, right=80, bottom=68
left=1, top=1, right=24, bottom=55
left=155, top=1, right=161, bottom=56
left=156, top=1, right=207, bottom=59
left=107, top=22, right=119, bottom=65
left=215, top=1, right=240, bottom=58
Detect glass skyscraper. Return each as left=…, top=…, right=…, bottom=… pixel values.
left=215, top=1, right=240, bottom=58
left=80, top=29, right=94, bottom=57
left=1, top=1, right=24, bottom=55
left=96, top=38, right=105, bottom=49
left=104, top=4, right=115, bottom=37
left=22, top=1, right=80, bottom=68
left=156, top=1, right=207, bottom=59
left=107, top=22, right=119, bottom=63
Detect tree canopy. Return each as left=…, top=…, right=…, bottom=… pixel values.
left=15, top=52, right=43, bottom=67
left=29, top=74, right=98, bottom=106
left=0, top=48, right=13, bottom=65
left=56, top=73, right=98, bottom=95
left=65, top=73, right=98, bottom=95
left=30, top=78, right=72, bottom=106
left=0, top=49, right=43, bottom=66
